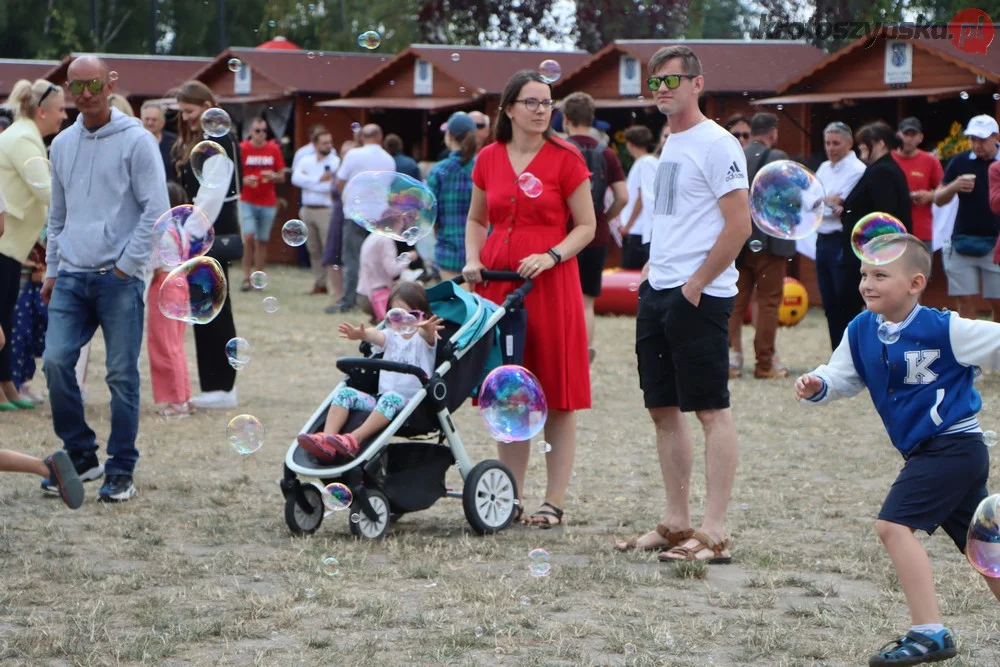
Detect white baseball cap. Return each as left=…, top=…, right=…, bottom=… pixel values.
left=964, top=114, right=999, bottom=139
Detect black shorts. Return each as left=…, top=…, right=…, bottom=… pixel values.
left=577, top=246, right=608, bottom=297
left=635, top=282, right=733, bottom=412
left=621, top=236, right=650, bottom=270
left=878, top=433, right=989, bottom=552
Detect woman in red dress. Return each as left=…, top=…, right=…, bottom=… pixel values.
left=462, top=70, right=597, bottom=528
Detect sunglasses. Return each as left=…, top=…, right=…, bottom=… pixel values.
left=251, top=128, right=266, bottom=134
left=66, top=79, right=105, bottom=96
left=515, top=98, right=554, bottom=112
left=731, top=131, right=750, bottom=140
left=646, top=74, right=697, bottom=91
left=475, top=122, right=488, bottom=129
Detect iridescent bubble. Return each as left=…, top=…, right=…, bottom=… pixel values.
left=877, top=322, right=900, bottom=345
left=281, top=219, right=309, bottom=246
left=268, top=19, right=276, bottom=27
left=537, top=59, right=562, bottom=84
left=625, top=643, right=637, bottom=655
left=262, top=296, right=279, bottom=314
left=227, top=414, right=264, bottom=455
left=109, top=71, right=119, bottom=82
left=536, top=440, right=552, bottom=454
left=307, top=51, right=316, bottom=59
left=357, top=30, right=381, bottom=49
left=479, top=365, right=548, bottom=442
left=519, top=596, right=531, bottom=606
left=749, top=160, right=825, bottom=240
left=851, top=214, right=907, bottom=265
left=451, top=52, right=461, bottom=61
left=158, top=257, right=228, bottom=324
left=528, top=548, right=551, bottom=577
left=190, top=140, right=233, bottom=189
left=350, top=513, right=361, bottom=524
left=994, top=93, right=1000, bottom=101
left=152, top=205, right=214, bottom=267
left=960, top=91, right=970, bottom=100
left=343, top=171, right=437, bottom=243
left=386, top=307, right=419, bottom=335
left=967, top=494, right=1000, bottom=577
left=249, top=270, right=268, bottom=289
left=321, top=556, right=340, bottom=577
left=227, top=58, right=243, bottom=73
left=323, top=483, right=353, bottom=511
left=225, top=337, right=251, bottom=370
left=22, top=156, right=52, bottom=189
left=749, top=239, right=763, bottom=252
left=200, top=108, right=233, bottom=138
left=351, top=122, right=361, bottom=133
left=517, top=172, right=543, bottom=198
left=627, top=283, right=639, bottom=292
left=474, top=626, right=484, bottom=638
left=985, top=431, right=998, bottom=447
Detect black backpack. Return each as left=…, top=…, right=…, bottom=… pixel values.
left=567, top=137, right=608, bottom=216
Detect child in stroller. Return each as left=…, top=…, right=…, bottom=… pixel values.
left=297, top=281, right=444, bottom=462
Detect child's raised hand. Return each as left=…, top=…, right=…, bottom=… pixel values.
left=794, top=374, right=824, bottom=401
left=338, top=321, right=366, bottom=340
left=417, top=315, right=445, bottom=340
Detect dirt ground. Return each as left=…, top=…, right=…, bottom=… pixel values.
left=1, top=264, right=999, bottom=666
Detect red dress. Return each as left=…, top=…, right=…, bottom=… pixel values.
left=472, top=139, right=592, bottom=411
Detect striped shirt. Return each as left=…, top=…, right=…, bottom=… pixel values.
left=427, top=151, right=475, bottom=272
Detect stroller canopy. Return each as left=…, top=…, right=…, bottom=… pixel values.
left=426, top=280, right=504, bottom=385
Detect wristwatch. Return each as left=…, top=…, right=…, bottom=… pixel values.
left=547, top=248, right=562, bottom=264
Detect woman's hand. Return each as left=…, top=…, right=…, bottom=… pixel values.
left=462, top=259, right=486, bottom=284
left=338, top=322, right=366, bottom=341
left=517, top=252, right=556, bottom=280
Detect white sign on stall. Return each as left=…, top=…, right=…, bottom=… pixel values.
left=414, top=59, right=433, bottom=96
left=884, top=41, right=913, bottom=85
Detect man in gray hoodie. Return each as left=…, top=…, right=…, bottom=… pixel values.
left=40, top=56, right=169, bottom=503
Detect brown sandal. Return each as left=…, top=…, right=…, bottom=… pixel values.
left=614, top=524, right=693, bottom=552
left=658, top=530, right=732, bottom=564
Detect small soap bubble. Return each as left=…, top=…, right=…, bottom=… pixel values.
left=268, top=19, right=276, bottom=27
left=190, top=140, right=233, bottom=189
left=350, top=513, right=361, bottom=524
left=200, top=108, right=232, bottom=138
left=749, top=239, right=763, bottom=252
left=985, top=431, right=998, bottom=447
left=519, top=596, right=530, bottom=606
left=351, top=121, right=361, bottom=133
left=227, top=58, right=243, bottom=73
left=537, top=59, right=562, bottom=83
left=307, top=51, right=316, bottom=59
left=321, top=556, right=340, bottom=577
left=776, top=104, right=784, bottom=111
left=358, top=30, right=382, bottom=49
left=158, top=257, right=228, bottom=324
left=877, top=322, right=901, bottom=345
left=304, top=588, right=315, bottom=599
left=749, top=160, right=825, bottom=240
left=517, top=172, right=543, bottom=198
left=109, top=71, right=119, bottom=82
left=994, top=93, right=1000, bottom=101
left=451, top=52, right=461, bottom=61
left=628, top=282, right=639, bottom=292
left=153, top=205, right=214, bottom=266
left=322, top=483, right=353, bottom=511
left=851, top=213, right=907, bottom=264
left=262, top=296, right=279, bottom=313
left=536, top=440, right=552, bottom=454
left=281, top=219, right=308, bottom=246
left=474, top=626, right=484, bottom=638
left=459, top=86, right=466, bottom=93
left=960, top=91, right=970, bottom=100
left=389, top=80, right=395, bottom=87
left=343, top=171, right=437, bottom=243
left=625, top=644, right=637, bottom=655
left=227, top=414, right=264, bottom=455
left=967, top=494, right=1000, bottom=577
left=225, top=337, right=251, bottom=370
left=739, top=503, right=750, bottom=511
left=528, top=548, right=551, bottom=577
left=249, top=270, right=268, bottom=289
left=22, top=156, right=52, bottom=189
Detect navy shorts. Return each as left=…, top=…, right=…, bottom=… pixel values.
left=878, top=433, right=990, bottom=552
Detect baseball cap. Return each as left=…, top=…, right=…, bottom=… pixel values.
left=964, top=114, right=999, bottom=139
left=444, top=111, right=476, bottom=138
left=898, top=117, right=922, bottom=133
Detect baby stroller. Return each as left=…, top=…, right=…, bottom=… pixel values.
left=280, top=271, right=532, bottom=539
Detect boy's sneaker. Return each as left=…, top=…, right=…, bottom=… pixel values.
left=41, top=453, right=103, bottom=496
left=98, top=474, right=137, bottom=503
left=869, top=629, right=957, bottom=665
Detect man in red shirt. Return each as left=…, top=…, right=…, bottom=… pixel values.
left=239, top=117, right=286, bottom=291
left=561, top=92, right=628, bottom=363
left=893, top=117, right=943, bottom=255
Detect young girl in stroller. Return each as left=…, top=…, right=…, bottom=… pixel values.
left=297, top=281, right=444, bottom=463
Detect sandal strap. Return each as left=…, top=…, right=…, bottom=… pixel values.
left=538, top=501, right=563, bottom=519
left=665, top=530, right=729, bottom=558
left=655, top=525, right=694, bottom=542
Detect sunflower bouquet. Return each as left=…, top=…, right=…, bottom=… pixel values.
left=933, top=121, right=971, bottom=161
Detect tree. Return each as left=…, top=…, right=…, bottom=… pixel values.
left=574, top=1, right=689, bottom=53
left=418, top=0, right=563, bottom=47
left=685, top=0, right=758, bottom=39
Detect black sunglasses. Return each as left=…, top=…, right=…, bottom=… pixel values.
left=475, top=122, right=488, bottom=129
left=731, top=131, right=750, bottom=140
left=38, top=85, right=58, bottom=105
left=67, top=79, right=105, bottom=96
left=646, top=74, right=697, bottom=91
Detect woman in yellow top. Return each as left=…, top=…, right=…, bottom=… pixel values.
left=0, top=78, right=66, bottom=409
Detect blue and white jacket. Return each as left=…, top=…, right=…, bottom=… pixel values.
left=802, top=305, right=1000, bottom=456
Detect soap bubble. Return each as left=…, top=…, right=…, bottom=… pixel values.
left=249, top=270, right=268, bottom=289
left=158, top=257, right=228, bottom=324
left=200, top=108, right=233, bottom=138
left=749, top=160, right=825, bottom=240
left=474, top=626, right=484, bottom=638
left=22, top=156, right=52, bottom=189
left=323, top=483, right=353, bottom=511
left=358, top=30, right=381, bottom=49
left=386, top=307, right=419, bottom=335
left=109, top=71, right=119, bottom=82
left=960, top=91, right=970, bottom=100
left=343, top=171, right=437, bottom=243
left=625, top=643, right=637, bottom=655
left=877, top=322, right=900, bottom=345
left=536, top=440, right=552, bottom=454
left=350, top=513, right=361, bottom=524
left=307, top=51, right=316, bottom=59
left=528, top=548, right=551, bottom=577
left=262, top=296, right=279, bottom=313
left=225, top=337, right=251, bottom=370
left=227, top=58, right=243, bottom=73
left=397, top=252, right=413, bottom=265
left=152, top=205, right=214, bottom=267
left=537, top=59, right=562, bottom=83
left=350, top=122, right=361, bottom=133
left=519, top=596, right=531, bottom=606
left=749, top=239, right=763, bottom=252
left=190, top=140, right=233, bottom=189
left=227, top=414, right=264, bottom=455
left=479, top=365, right=548, bottom=442
left=451, top=52, right=461, bottom=61
left=517, top=172, right=543, bottom=198
left=851, top=213, right=907, bottom=264
left=321, top=556, right=340, bottom=577
left=967, top=494, right=1000, bottom=577
left=281, top=219, right=308, bottom=246
left=628, top=283, right=639, bottom=292
left=985, top=431, right=998, bottom=447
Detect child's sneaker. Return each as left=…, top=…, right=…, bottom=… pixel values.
left=869, top=628, right=957, bottom=665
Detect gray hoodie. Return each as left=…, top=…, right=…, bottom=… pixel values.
left=45, top=108, right=168, bottom=279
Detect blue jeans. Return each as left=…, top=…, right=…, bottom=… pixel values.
left=43, top=271, right=145, bottom=475
left=815, top=232, right=844, bottom=350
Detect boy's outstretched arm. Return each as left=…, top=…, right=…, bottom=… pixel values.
left=950, top=312, right=1000, bottom=372
left=797, top=332, right=865, bottom=405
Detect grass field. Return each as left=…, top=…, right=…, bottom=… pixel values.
left=1, top=264, right=999, bottom=666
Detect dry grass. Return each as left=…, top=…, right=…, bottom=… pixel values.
left=2, top=264, right=1000, bottom=666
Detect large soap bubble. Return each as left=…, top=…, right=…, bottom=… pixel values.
left=851, top=213, right=908, bottom=265
left=478, top=365, right=548, bottom=443
left=968, top=494, right=1000, bottom=578
left=152, top=205, right=214, bottom=267
left=749, top=160, right=825, bottom=241
left=343, top=171, right=437, bottom=244
left=158, top=256, right=228, bottom=325
left=190, top=140, right=233, bottom=189
left=201, top=108, right=233, bottom=138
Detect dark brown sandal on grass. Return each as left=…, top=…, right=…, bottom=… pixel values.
left=614, top=525, right=694, bottom=552
left=527, top=501, right=563, bottom=528
left=658, top=530, right=732, bottom=564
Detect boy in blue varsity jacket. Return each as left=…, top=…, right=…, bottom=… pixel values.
left=795, top=234, right=1000, bottom=667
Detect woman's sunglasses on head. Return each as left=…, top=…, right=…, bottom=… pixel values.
left=646, top=74, right=697, bottom=91
left=66, top=79, right=105, bottom=96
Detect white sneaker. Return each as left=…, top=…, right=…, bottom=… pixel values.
left=189, top=388, right=238, bottom=409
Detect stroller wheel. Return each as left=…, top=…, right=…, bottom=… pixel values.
left=463, top=460, right=519, bottom=535
left=349, top=489, right=391, bottom=540
left=284, top=483, right=324, bottom=536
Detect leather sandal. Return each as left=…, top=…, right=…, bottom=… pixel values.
left=615, top=524, right=694, bottom=552
left=527, top=501, right=563, bottom=528
left=658, top=530, right=732, bottom=564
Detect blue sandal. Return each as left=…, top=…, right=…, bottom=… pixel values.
left=869, top=629, right=957, bottom=666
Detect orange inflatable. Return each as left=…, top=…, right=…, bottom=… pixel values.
left=594, top=268, right=641, bottom=316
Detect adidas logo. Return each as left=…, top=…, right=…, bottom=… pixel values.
left=725, top=161, right=744, bottom=182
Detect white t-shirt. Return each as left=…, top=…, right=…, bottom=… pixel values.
left=648, top=120, right=749, bottom=297
left=336, top=143, right=395, bottom=186
left=814, top=153, right=866, bottom=234
left=291, top=152, right=341, bottom=207
left=375, top=329, right=438, bottom=401
left=621, top=154, right=657, bottom=243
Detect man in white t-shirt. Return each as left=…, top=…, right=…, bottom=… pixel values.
left=615, top=45, right=751, bottom=564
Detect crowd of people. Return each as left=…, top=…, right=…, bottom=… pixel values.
left=1, top=45, right=1000, bottom=666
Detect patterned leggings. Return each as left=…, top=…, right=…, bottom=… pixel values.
left=331, top=387, right=406, bottom=420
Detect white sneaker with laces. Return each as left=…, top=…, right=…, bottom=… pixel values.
left=189, top=388, right=238, bottom=409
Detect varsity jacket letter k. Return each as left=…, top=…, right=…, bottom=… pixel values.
left=904, top=350, right=940, bottom=384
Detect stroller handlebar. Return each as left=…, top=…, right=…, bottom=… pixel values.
left=336, top=357, right=430, bottom=383
left=452, top=271, right=533, bottom=304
